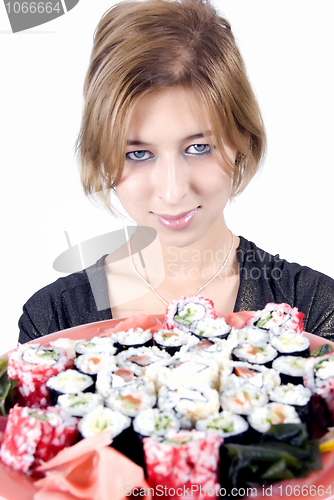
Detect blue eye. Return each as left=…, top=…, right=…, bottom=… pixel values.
left=185, top=144, right=211, bottom=156
left=126, top=150, right=154, bottom=162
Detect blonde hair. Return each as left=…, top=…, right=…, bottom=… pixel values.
left=77, top=0, right=266, bottom=212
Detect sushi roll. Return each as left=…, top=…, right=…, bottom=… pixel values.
left=247, top=402, right=301, bottom=434
left=57, top=392, right=104, bottom=417
left=156, top=355, right=219, bottom=390
left=314, top=354, right=334, bottom=387
left=232, top=342, right=278, bottom=367
left=269, top=384, right=313, bottom=436
left=190, top=317, right=231, bottom=340
left=77, top=405, right=139, bottom=466
left=49, top=337, right=83, bottom=367
left=117, top=346, right=171, bottom=378
left=270, top=332, right=310, bottom=357
left=165, top=296, right=216, bottom=331
left=133, top=408, right=181, bottom=438
left=143, top=429, right=221, bottom=499
left=220, top=361, right=280, bottom=393
left=195, top=411, right=249, bottom=444
left=46, top=369, right=95, bottom=405
left=158, top=383, right=219, bottom=427
left=75, top=336, right=116, bottom=356
left=308, top=354, right=334, bottom=422
left=220, top=383, right=269, bottom=416
left=96, top=367, right=138, bottom=398
left=78, top=405, right=131, bottom=439
left=272, top=355, right=307, bottom=385
left=247, top=303, right=304, bottom=335
left=153, top=328, right=194, bottom=355
left=73, top=353, right=117, bottom=380
left=188, top=338, right=234, bottom=370
left=7, top=344, right=68, bottom=408
left=113, top=328, right=153, bottom=353
left=0, top=405, right=78, bottom=475
left=105, top=380, right=156, bottom=418
left=231, top=326, right=269, bottom=345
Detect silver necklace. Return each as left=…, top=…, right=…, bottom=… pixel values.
left=124, top=226, right=235, bottom=306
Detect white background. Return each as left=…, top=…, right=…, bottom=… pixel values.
left=1, top=0, right=333, bottom=354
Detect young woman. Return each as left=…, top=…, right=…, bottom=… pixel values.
left=18, top=0, right=334, bottom=343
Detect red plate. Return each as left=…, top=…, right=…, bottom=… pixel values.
left=0, top=319, right=333, bottom=500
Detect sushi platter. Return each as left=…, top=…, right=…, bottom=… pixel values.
left=1, top=300, right=334, bottom=500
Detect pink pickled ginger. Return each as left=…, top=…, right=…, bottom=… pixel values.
left=34, top=432, right=151, bottom=500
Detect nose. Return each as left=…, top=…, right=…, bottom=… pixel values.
left=154, top=153, right=189, bottom=205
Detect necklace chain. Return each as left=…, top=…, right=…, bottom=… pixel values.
left=124, top=227, right=235, bottom=306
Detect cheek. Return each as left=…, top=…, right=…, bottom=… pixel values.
left=116, top=172, right=149, bottom=216
left=200, top=166, right=233, bottom=201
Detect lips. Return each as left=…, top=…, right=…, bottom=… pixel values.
left=151, top=208, right=199, bottom=230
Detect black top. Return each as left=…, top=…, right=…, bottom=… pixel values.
left=18, top=236, right=334, bottom=343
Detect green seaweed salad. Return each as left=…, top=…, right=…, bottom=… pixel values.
left=0, top=359, right=17, bottom=416
left=220, top=423, right=322, bottom=496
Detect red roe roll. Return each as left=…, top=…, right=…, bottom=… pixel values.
left=143, top=430, right=221, bottom=499
left=165, top=296, right=216, bottom=331
left=0, top=405, right=78, bottom=475
left=7, top=344, right=68, bottom=408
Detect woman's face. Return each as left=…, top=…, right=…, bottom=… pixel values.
left=116, top=87, right=237, bottom=248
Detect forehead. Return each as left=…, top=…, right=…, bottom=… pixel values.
left=126, top=87, right=213, bottom=142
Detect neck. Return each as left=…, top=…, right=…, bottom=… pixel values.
left=160, top=217, right=233, bottom=278
left=126, top=215, right=238, bottom=302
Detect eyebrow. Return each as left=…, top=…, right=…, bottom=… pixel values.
left=126, top=131, right=214, bottom=147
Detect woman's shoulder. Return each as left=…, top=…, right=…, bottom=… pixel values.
left=18, top=256, right=111, bottom=343
left=236, top=236, right=334, bottom=339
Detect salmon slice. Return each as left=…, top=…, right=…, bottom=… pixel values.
left=193, top=340, right=214, bottom=350
left=127, top=354, right=153, bottom=366
left=234, top=366, right=258, bottom=379
left=114, top=369, right=136, bottom=382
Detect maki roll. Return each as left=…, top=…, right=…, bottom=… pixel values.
left=220, top=383, right=268, bottom=416
left=220, top=361, right=280, bottom=393
left=117, top=346, right=171, bottom=377
left=306, top=353, right=334, bottom=422
left=153, top=328, right=194, bottom=355
left=46, top=369, right=95, bottom=405
left=77, top=405, right=140, bottom=466
left=247, top=403, right=301, bottom=434
left=73, top=353, right=117, bottom=380
left=190, top=317, right=231, bottom=340
left=156, top=355, right=219, bottom=390
left=272, top=355, right=307, bottom=385
left=165, top=296, right=216, bottom=331
left=57, top=392, right=104, bottom=417
left=195, top=411, right=249, bottom=444
left=231, top=326, right=269, bottom=345
left=96, top=367, right=138, bottom=398
left=247, top=303, right=304, bottom=335
left=105, top=380, right=156, bottom=418
left=188, top=338, right=233, bottom=370
left=133, top=408, right=180, bottom=438
left=0, top=405, right=78, bottom=475
left=269, top=384, right=313, bottom=436
left=75, top=336, right=116, bottom=356
left=78, top=405, right=131, bottom=439
left=270, top=332, right=310, bottom=357
left=232, top=342, right=278, bottom=367
left=113, top=328, right=153, bottom=353
left=158, top=383, right=219, bottom=427
left=7, top=344, right=68, bottom=408
left=143, top=430, right=221, bottom=499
